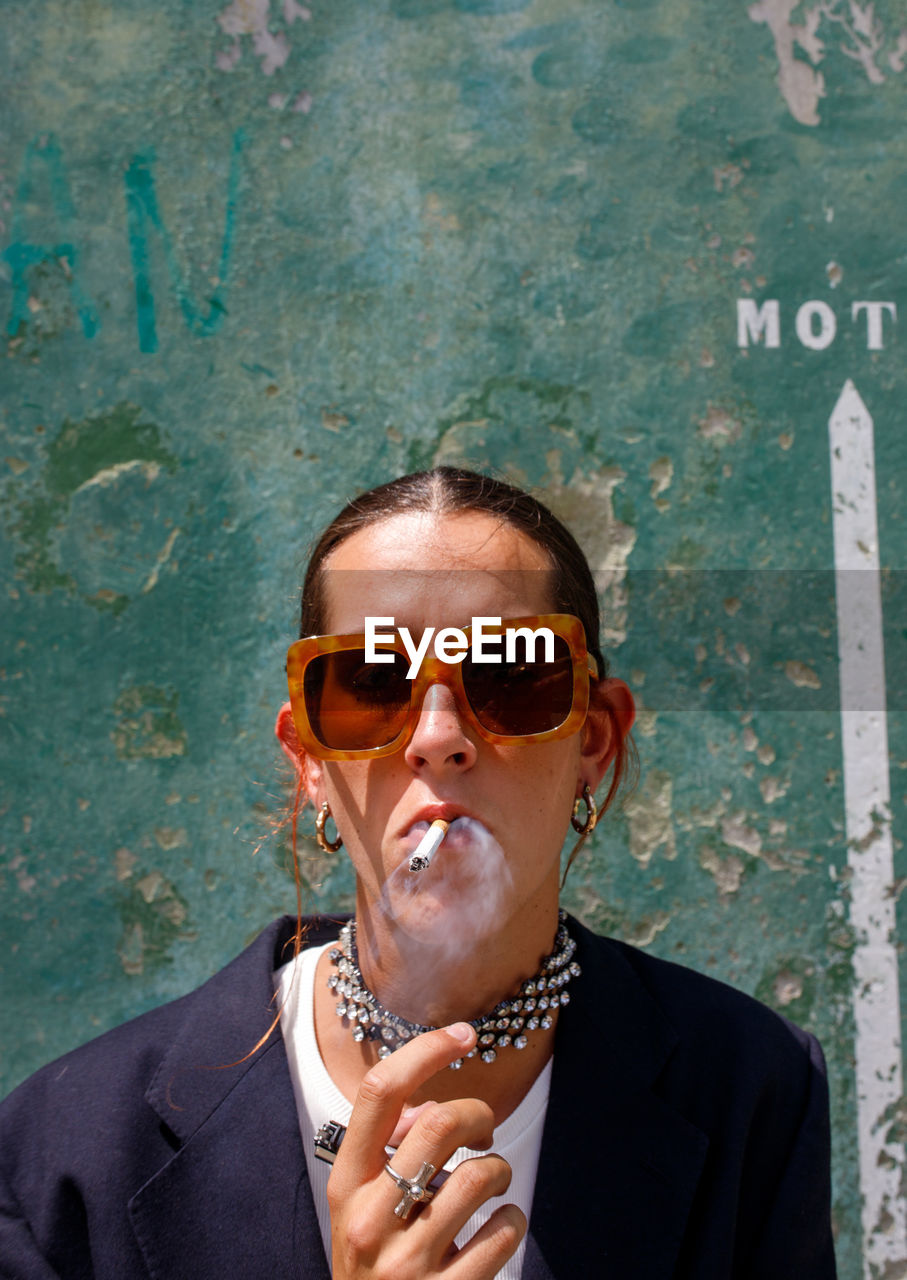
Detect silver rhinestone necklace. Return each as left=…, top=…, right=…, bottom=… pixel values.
left=326, top=909, right=580, bottom=1068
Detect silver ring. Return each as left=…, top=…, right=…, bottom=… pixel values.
left=383, top=1159, right=437, bottom=1220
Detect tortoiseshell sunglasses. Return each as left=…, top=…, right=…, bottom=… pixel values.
left=286, top=613, right=596, bottom=760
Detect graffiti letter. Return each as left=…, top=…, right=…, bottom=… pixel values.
left=3, top=135, right=99, bottom=340
left=123, top=130, right=244, bottom=354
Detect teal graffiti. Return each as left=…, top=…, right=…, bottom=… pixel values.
left=3, top=134, right=100, bottom=339
left=124, top=130, right=245, bottom=354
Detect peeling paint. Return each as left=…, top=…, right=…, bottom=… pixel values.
left=677, top=797, right=727, bottom=834
left=111, top=686, right=187, bottom=760
left=634, top=705, right=658, bottom=737
left=113, top=848, right=136, bottom=881
left=135, top=870, right=167, bottom=904
left=773, top=968, right=804, bottom=1005
left=721, top=814, right=762, bottom=858
left=423, top=192, right=461, bottom=232
left=624, top=770, right=676, bottom=867
left=785, top=659, right=822, bottom=689
left=118, top=922, right=145, bottom=977
left=713, top=163, right=744, bottom=192
left=117, top=868, right=190, bottom=975
left=757, top=958, right=816, bottom=1021
left=761, top=845, right=810, bottom=874
left=73, top=459, right=161, bottom=494
left=153, top=827, right=187, bottom=851
left=321, top=409, right=350, bottom=432
left=216, top=0, right=311, bottom=76
left=648, top=456, right=673, bottom=512
left=698, top=404, right=742, bottom=443
left=140, top=528, right=180, bottom=595
left=748, top=0, right=825, bottom=125
left=760, top=775, right=790, bottom=804
left=543, top=457, right=636, bottom=649
left=627, top=911, right=672, bottom=948
left=699, top=845, right=745, bottom=896
left=750, top=0, right=907, bottom=125
left=9, top=854, right=37, bottom=894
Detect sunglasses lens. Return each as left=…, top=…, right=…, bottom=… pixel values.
left=303, top=649, right=411, bottom=751
left=462, top=632, right=576, bottom=737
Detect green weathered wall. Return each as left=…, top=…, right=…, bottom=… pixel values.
left=2, top=2, right=906, bottom=1274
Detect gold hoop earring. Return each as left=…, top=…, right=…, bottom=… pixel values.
left=571, top=784, right=598, bottom=837
left=315, top=802, right=343, bottom=853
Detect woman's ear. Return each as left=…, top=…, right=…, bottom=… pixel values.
left=580, top=677, right=635, bottom=789
left=275, top=702, right=325, bottom=805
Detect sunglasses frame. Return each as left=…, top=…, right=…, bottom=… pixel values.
left=286, top=612, right=596, bottom=761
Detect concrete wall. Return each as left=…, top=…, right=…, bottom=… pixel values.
left=2, top=2, right=906, bottom=1273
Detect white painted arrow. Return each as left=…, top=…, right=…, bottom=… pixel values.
left=829, top=379, right=906, bottom=1275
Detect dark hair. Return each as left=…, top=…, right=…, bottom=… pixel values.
left=299, top=466, right=635, bottom=819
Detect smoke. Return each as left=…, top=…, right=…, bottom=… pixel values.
left=373, top=815, right=514, bottom=1019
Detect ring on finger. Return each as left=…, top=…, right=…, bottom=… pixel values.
left=383, top=1159, right=437, bottom=1220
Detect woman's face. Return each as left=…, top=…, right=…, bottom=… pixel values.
left=288, top=510, right=621, bottom=947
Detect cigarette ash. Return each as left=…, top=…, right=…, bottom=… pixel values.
left=408, top=818, right=449, bottom=872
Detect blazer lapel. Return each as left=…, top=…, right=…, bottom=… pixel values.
left=521, top=1229, right=558, bottom=1280
left=127, top=917, right=333, bottom=1280
left=526, top=919, right=709, bottom=1279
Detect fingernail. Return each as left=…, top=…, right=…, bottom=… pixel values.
left=448, top=1022, right=474, bottom=1047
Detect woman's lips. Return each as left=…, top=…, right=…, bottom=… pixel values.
left=401, top=812, right=492, bottom=852
left=411, top=803, right=467, bottom=826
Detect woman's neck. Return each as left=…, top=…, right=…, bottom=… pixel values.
left=311, top=895, right=564, bottom=1125
left=352, top=896, right=561, bottom=1026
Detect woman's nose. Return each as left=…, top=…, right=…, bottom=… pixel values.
left=404, top=682, right=478, bottom=773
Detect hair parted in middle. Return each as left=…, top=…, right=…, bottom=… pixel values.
left=295, top=465, right=636, bottom=823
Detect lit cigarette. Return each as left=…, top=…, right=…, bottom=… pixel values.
left=408, top=819, right=450, bottom=873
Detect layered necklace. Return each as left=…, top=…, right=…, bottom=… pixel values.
left=327, top=909, right=580, bottom=1068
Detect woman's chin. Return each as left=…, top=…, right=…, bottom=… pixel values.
left=383, top=878, right=483, bottom=944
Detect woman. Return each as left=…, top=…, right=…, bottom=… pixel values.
left=0, top=467, right=835, bottom=1278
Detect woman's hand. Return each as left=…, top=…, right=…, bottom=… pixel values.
left=326, top=1023, right=527, bottom=1279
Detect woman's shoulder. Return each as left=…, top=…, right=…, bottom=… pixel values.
left=0, top=914, right=340, bottom=1124
left=559, top=915, right=832, bottom=1239
left=545, top=932, right=834, bottom=1276
left=0, top=916, right=343, bottom=1277
left=568, top=912, right=825, bottom=1084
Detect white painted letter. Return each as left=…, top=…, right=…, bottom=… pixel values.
left=852, top=301, right=897, bottom=351
left=471, top=617, right=502, bottom=662
left=398, top=626, right=435, bottom=679
left=736, top=298, right=780, bottom=348
left=434, top=627, right=468, bottom=663
left=505, top=625, right=555, bottom=663
left=795, top=300, right=836, bottom=350
left=365, top=617, right=396, bottom=663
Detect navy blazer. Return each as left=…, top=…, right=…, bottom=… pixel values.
left=0, top=915, right=836, bottom=1278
